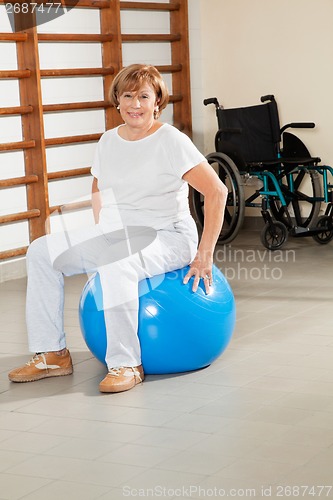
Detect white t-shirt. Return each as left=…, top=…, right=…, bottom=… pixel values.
left=91, top=123, right=206, bottom=230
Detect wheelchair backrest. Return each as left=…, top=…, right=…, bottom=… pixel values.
left=216, top=100, right=281, bottom=164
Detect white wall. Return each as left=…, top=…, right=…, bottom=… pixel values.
left=0, top=1, right=205, bottom=280
left=5, top=0, right=331, bottom=278
left=200, top=0, right=333, bottom=163
left=0, top=9, right=28, bottom=259
left=0, top=6, right=103, bottom=262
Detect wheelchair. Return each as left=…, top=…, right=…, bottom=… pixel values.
left=191, top=95, right=333, bottom=250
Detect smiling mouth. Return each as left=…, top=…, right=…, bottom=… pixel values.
left=128, top=112, right=143, bottom=118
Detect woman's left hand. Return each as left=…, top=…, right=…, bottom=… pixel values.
left=183, top=253, right=213, bottom=294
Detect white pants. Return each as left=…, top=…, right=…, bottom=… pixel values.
left=25, top=216, right=198, bottom=368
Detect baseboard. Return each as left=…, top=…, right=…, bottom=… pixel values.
left=0, top=257, right=27, bottom=283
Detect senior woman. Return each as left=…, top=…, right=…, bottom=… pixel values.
left=8, top=64, right=227, bottom=393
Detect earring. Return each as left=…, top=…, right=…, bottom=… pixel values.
left=154, top=106, right=159, bottom=119
left=116, top=105, right=120, bottom=110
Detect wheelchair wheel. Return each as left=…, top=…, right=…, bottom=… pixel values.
left=270, top=169, right=321, bottom=228
left=190, top=152, right=245, bottom=244
left=260, top=221, right=288, bottom=250
left=312, top=215, right=333, bottom=244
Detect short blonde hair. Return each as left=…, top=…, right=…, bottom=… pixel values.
left=110, top=64, right=169, bottom=118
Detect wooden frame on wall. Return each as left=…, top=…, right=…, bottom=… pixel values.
left=0, top=0, right=192, bottom=261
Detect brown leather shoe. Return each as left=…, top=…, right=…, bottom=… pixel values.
left=99, top=365, right=144, bottom=393
left=8, top=350, right=73, bottom=383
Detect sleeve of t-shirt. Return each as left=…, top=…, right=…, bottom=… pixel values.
left=165, top=127, right=206, bottom=178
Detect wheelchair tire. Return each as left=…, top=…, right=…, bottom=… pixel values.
left=260, top=221, right=288, bottom=251
left=190, top=152, right=245, bottom=244
left=312, top=215, right=333, bottom=244
left=269, top=169, right=321, bottom=229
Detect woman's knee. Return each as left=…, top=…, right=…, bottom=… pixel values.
left=26, top=235, right=49, bottom=266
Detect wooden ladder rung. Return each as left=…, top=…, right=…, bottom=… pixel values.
left=0, top=32, right=28, bottom=42
left=0, top=0, right=110, bottom=7
left=0, top=247, right=28, bottom=260
left=40, top=67, right=114, bottom=77
left=64, top=0, right=110, bottom=7
left=120, top=2, right=180, bottom=11
left=0, top=175, right=38, bottom=188
left=0, top=140, right=35, bottom=152
left=50, top=200, right=92, bottom=214
left=43, top=101, right=111, bottom=112
left=0, top=209, right=40, bottom=225
left=48, top=167, right=91, bottom=180
left=0, top=105, right=33, bottom=116
left=45, top=133, right=102, bottom=147
left=155, top=64, right=182, bottom=73
left=169, top=94, right=183, bottom=103
left=122, top=34, right=181, bottom=42
left=38, top=33, right=113, bottom=42
left=0, top=70, right=31, bottom=79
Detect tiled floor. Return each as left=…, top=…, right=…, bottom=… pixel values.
left=0, top=230, right=333, bottom=500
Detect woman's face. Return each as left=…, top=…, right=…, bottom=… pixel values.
left=118, top=82, right=158, bottom=129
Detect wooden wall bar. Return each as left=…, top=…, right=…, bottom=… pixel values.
left=0, top=32, right=28, bottom=42
left=0, top=140, right=35, bottom=152
left=120, top=2, right=180, bottom=11
left=14, top=10, right=50, bottom=241
left=38, top=34, right=114, bottom=42
left=0, top=0, right=192, bottom=261
left=40, top=67, right=115, bottom=77
left=170, top=0, right=192, bottom=135
left=0, top=247, right=28, bottom=260
left=0, top=69, right=31, bottom=79
left=100, top=0, right=123, bottom=130
left=0, top=0, right=110, bottom=7
left=0, top=105, right=33, bottom=115
left=0, top=209, right=41, bottom=225
left=0, top=175, right=38, bottom=188
left=47, top=167, right=91, bottom=181
left=43, top=101, right=111, bottom=112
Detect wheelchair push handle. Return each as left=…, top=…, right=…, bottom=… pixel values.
left=290, top=122, right=315, bottom=128
left=281, top=122, right=315, bottom=133
left=203, top=97, right=221, bottom=109
left=260, top=94, right=275, bottom=103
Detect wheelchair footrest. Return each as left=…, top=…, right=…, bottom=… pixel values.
left=291, top=225, right=333, bottom=238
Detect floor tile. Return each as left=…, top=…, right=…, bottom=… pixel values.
left=20, top=480, right=110, bottom=500
left=0, top=473, right=51, bottom=500
left=1, top=231, right=332, bottom=497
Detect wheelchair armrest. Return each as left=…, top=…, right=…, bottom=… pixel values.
left=281, top=122, right=315, bottom=133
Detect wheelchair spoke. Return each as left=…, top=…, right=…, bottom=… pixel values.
left=224, top=207, right=233, bottom=225
left=270, top=170, right=321, bottom=228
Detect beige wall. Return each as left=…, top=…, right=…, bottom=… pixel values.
left=199, top=0, right=333, bottom=164
left=2, top=0, right=332, bottom=277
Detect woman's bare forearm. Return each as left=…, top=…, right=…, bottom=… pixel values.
left=197, top=185, right=227, bottom=261
left=91, top=177, right=102, bottom=224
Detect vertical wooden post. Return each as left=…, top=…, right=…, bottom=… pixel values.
left=100, top=0, right=123, bottom=130
left=170, top=0, right=192, bottom=137
left=14, top=12, right=50, bottom=240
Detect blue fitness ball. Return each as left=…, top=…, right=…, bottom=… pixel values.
left=79, top=265, right=236, bottom=374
